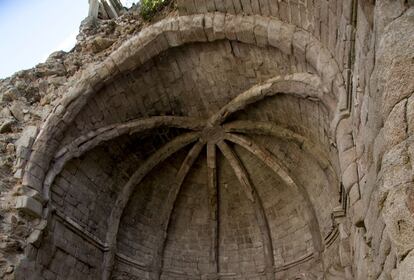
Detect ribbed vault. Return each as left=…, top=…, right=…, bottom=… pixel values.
left=18, top=11, right=351, bottom=280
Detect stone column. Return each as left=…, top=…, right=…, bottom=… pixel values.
left=88, top=0, right=100, bottom=19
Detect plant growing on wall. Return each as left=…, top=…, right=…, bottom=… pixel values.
left=140, top=0, right=170, bottom=20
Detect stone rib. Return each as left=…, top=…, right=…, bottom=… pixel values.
left=23, top=13, right=345, bottom=196
left=217, top=140, right=275, bottom=279
left=224, top=133, right=324, bottom=257
left=223, top=120, right=338, bottom=189
left=43, top=116, right=205, bottom=202
left=102, top=132, right=200, bottom=280
left=206, top=143, right=219, bottom=274
left=208, top=73, right=332, bottom=126
left=155, top=140, right=205, bottom=280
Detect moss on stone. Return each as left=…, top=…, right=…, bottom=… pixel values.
left=140, top=0, right=170, bottom=20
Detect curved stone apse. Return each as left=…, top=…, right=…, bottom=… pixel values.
left=20, top=35, right=343, bottom=279
left=7, top=1, right=414, bottom=280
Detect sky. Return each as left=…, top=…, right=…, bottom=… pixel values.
left=0, top=0, right=137, bottom=79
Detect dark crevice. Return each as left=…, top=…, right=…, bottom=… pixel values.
left=399, top=248, right=412, bottom=263
left=355, top=219, right=365, bottom=229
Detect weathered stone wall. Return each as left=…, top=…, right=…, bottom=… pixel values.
left=114, top=154, right=184, bottom=279
left=347, top=1, right=414, bottom=279
left=0, top=1, right=413, bottom=279
left=33, top=217, right=105, bottom=280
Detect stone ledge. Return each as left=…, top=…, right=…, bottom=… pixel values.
left=15, top=196, right=43, bottom=218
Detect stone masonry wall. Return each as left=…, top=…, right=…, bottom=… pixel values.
left=0, top=1, right=413, bottom=280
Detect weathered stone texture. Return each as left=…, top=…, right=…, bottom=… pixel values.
left=0, top=1, right=413, bottom=280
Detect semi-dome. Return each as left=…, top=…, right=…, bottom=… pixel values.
left=7, top=1, right=414, bottom=280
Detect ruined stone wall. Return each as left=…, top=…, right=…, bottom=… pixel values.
left=0, top=6, right=156, bottom=278
left=348, top=1, right=414, bottom=279
left=0, top=1, right=413, bottom=280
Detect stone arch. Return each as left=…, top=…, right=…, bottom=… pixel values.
left=3, top=1, right=410, bottom=279
left=16, top=11, right=352, bottom=280
left=22, top=13, right=347, bottom=197
left=87, top=75, right=337, bottom=279
left=42, top=116, right=204, bottom=202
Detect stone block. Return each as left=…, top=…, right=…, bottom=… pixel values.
left=162, top=18, right=182, bottom=47
left=204, top=13, right=215, bottom=41
left=251, top=0, right=261, bottom=14
left=16, top=195, right=43, bottom=218
left=305, top=39, right=320, bottom=68
left=393, top=250, right=414, bottom=280
left=339, top=147, right=357, bottom=172
left=205, top=0, right=216, bottom=12
left=236, top=16, right=256, bottom=44
left=383, top=183, right=414, bottom=258
left=267, top=19, right=295, bottom=55
left=222, top=0, right=234, bottom=14
left=336, top=128, right=354, bottom=153
left=179, top=15, right=207, bottom=43
left=240, top=0, right=253, bottom=15
left=269, top=0, right=278, bottom=17
left=10, top=101, right=25, bottom=122
left=194, top=0, right=208, bottom=13
left=349, top=183, right=361, bottom=206
left=16, top=185, right=43, bottom=202
left=407, top=94, right=414, bottom=135
left=27, top=230, right=43, bottom=248
left=317, top=48, right=339, bottom=84
left=381, top=142, right=413, bottom=191
left=214, top=0, right=225, bottom=12
left=224, top=14, right=238, bottom=41
left=182, top=0, right=196, bottom=14
left=342, top=162, right=358, bottom=193
left=292, top=29, right=310, bottom=61
left=209, top=13, right=226, bottom=41
left=22, top=172, right=43, bottom=193
left=254, top=16, right=270, bottom=47
left=259, top=0, right=270, bottom=16
left=15, top=126, right=38, bottom=154
left=383, top=99, right=408, bottom=148
left=339, top=238, right=351, bottom=266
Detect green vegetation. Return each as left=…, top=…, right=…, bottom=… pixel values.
left=140, top=0, right=170, bottom=20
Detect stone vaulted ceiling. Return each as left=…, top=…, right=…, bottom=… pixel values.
left=20, top=12, right=347, bottom=278
left=9, top=1, right=414, bottom=280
